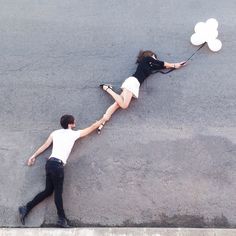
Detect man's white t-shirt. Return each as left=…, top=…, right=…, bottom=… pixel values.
left=49, top=129, right=81, bottom=164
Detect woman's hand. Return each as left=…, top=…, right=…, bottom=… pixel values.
left=174, top=61, right=186, bottom=69
left=164, top=61, right=186, bottom=69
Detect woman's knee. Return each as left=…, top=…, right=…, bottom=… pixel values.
left=120, top=92, right=132, bottom=109
left=120, top=103, right=129, bottom=109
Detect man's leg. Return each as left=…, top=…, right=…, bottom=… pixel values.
left=26, top=167, right=54, bottom=212
left=51, top=164, right=69, bottom=227
left=19, top=163, right=54, bottom=225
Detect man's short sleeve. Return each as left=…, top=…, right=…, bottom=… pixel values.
left=50, top=130, right=56, bottom=138
left=73, top=130, right=81, bottom=141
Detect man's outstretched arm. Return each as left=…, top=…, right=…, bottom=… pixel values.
left=79, top=114, right=109, bottom=138
left=27, top=134, right=53, bottom=166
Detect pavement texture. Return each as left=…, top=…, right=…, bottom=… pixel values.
left=0, top=0, right=236, bottom=228
left=2, top=228, right=236, bottom=236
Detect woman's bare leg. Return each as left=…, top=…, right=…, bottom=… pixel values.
left=105, top=102, right=120, bottom=117
left=103, top=85, right=133, bottom=109
left=97, top=102, right=120, bottom=133
left=98, top=89, right=133, bottom=133
left=98, top=86, right=133, bottom=134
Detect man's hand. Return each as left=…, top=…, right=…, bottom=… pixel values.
left=27, top=156, right=36, bottom=166
left=26, top=134, right=53, bottom=166
left=80, top=114, right=111, bottom=138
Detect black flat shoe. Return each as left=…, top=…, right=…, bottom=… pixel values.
left=18, top=206, right=28, bottom=225
left=99, top=84, right=113, bottom=91
left=57, top=217, right=70, bottom=228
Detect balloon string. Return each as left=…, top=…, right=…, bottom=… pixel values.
left=184, top=42, right=206, bottom=63
left=154, top=42, right=206, bottom=75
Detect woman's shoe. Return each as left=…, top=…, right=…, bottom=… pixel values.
left=99, top=84, right=113, bottom=91
left=97, top=122, right=105, bottom=134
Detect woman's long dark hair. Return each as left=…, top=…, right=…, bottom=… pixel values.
left=136, top=50, right=157, bottom=64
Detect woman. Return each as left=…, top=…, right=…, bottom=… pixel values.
left=98, top=50, right=185, bottom=133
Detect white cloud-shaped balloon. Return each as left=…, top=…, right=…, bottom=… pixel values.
left=191, top=18, right=222, bottom=52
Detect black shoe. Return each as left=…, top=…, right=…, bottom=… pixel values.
left=99, top=84, right=113, bottom=91
left=18, top=206, right=28, bottom=225
left=57, top=217, right=70, bottom=228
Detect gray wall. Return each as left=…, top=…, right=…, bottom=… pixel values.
left=0, top=0, right=236, bottom=227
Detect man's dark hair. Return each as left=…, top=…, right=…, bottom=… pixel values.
left=60, top=115, right=75, bottom=129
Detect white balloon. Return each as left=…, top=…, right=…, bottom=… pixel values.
left=206, top=18, right=218, bottom=30
left=191, top=33, right=205, bottom=46
left=205, top=29, right=218, bottom=42
left=194, top=22, right=206, bottom=33
left=207, top=39, right=222, bottom=52
left=191, top=18, right=221, bottom=52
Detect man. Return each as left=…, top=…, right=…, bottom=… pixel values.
left=18, top=114, right=108, bottom=227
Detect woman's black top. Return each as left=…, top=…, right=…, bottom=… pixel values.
left=132, top=56, right=166, bottom=85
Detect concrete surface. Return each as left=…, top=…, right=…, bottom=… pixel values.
left=2, top=228, right=236, bottom=236
left=0, top=0, right=236, bottom=228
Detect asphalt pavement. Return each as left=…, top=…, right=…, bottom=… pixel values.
left=0, top=0, right=236, bottom=227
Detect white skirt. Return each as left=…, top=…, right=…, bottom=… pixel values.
left=121, top=76, right=140, bottom=98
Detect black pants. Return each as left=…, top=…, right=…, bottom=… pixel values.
left=26, top=159, right=65, bottom=218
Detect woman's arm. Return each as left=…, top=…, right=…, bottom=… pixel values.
left=164, top=61, right=186, bottom=69
left=148, top=58, right=186, bottom=70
